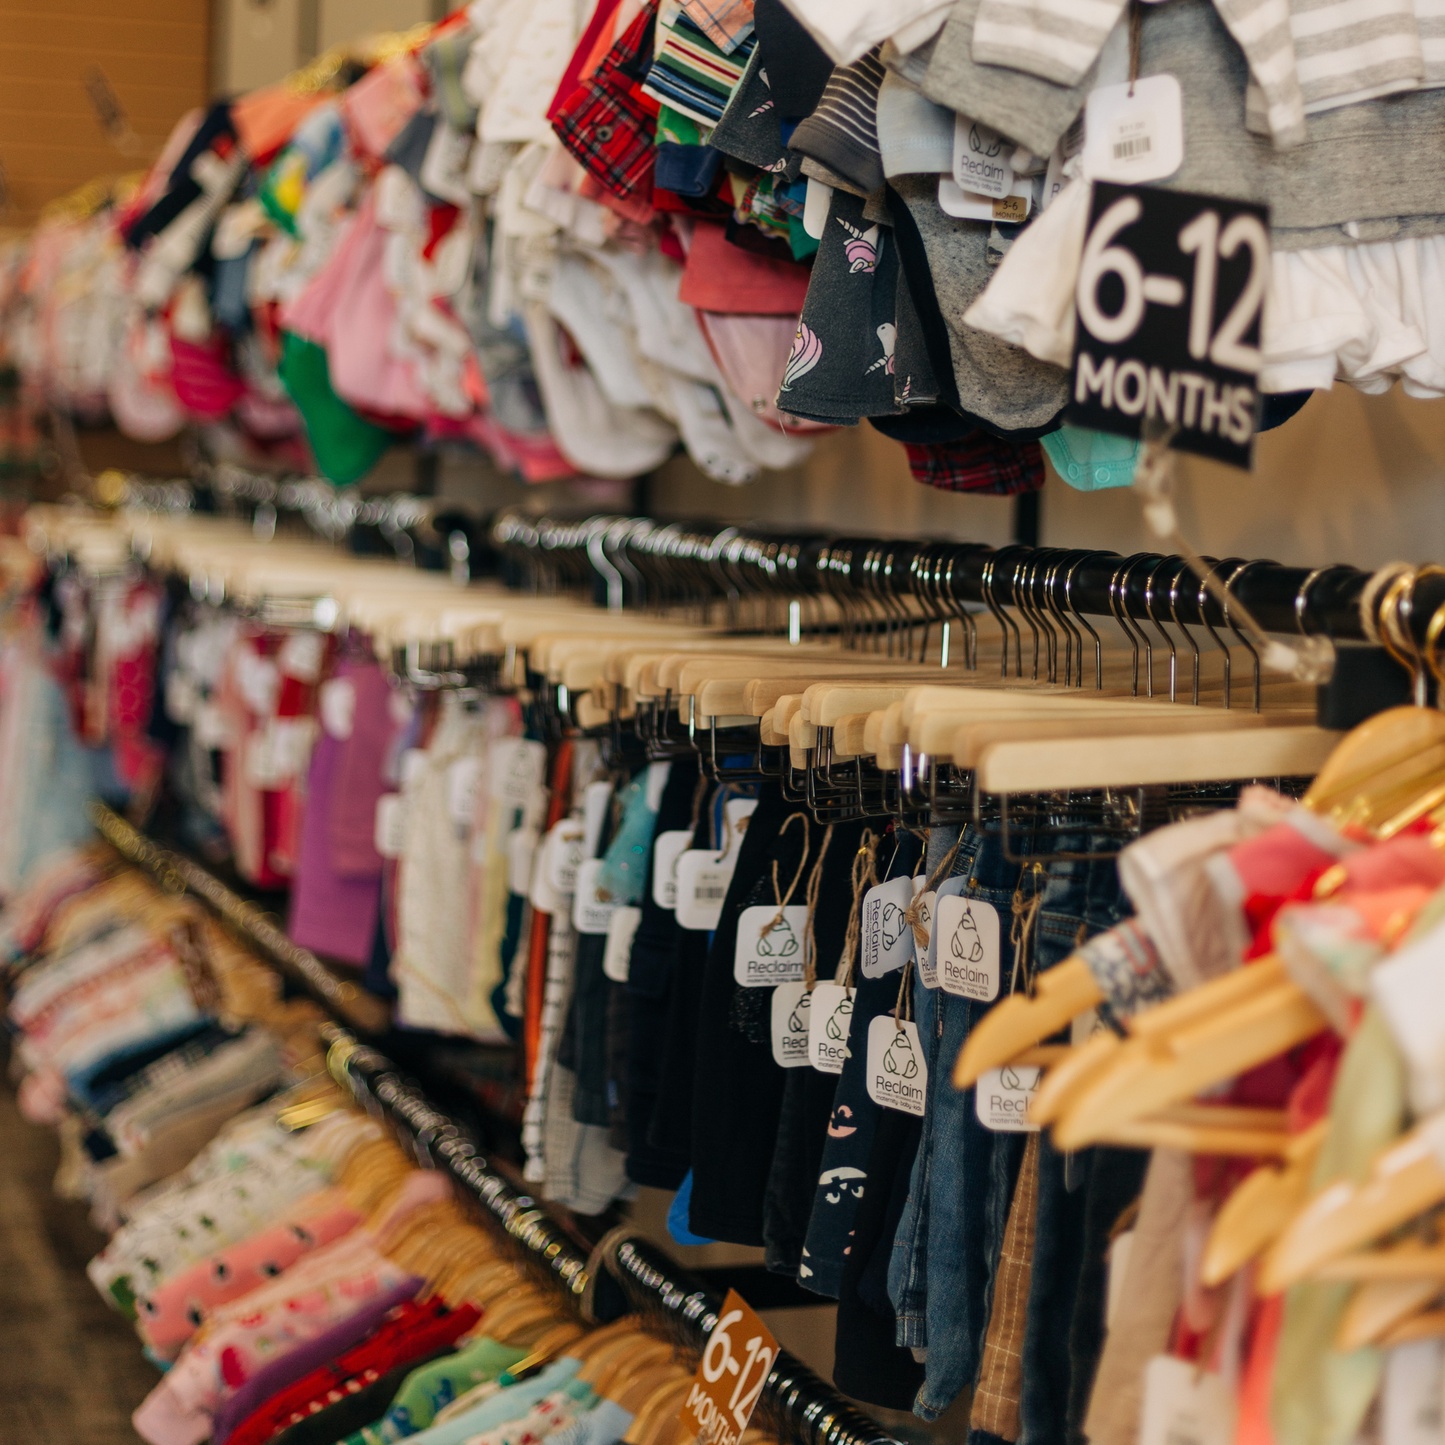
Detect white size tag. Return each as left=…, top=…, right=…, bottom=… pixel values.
left=192, top=700, right=232, bottom=750
left=803, top=177, right=833, bottom=239
left=508, top=827, right=539, bottom=895
left=318, top=677, right=355, bottom=740
left=573, top=857, right=617, bottom=935
left=490, top=737, right=547, bottom=807
left=771, top=982, right=813, bottom=1068
left=547, top=819, right=585, bottom=894
left=674, top=850, right=736, bottom=931
left=530, top=828, right=565, bottom=913
left=644, top=761, right=670, bottom=813
left=1383, top=1339, right=1445, bottom=1445
left=447, top=756, right=483, bottom=828
left=922, top=875, right=968, bottom=984
left=603, top=906, right=642, bottom=983
left=861, top=876, right=917, bottom=979
left=735, top=905, right=810, bottom=987
left=1138, top=1356, right=1236, bottom=1445
left=809, top=984, right=854, bottom=1074
left=374, top=794, right=406, bottom=860
left=866, top=1016, right=927, bottom=1116
left=953, top=116, right=1013, bottom=199
left=975, top=1064, right=1042, bottom=1131
left=1082, top=75, right=1184, bottom=185
left=937, top=175, right=1032, bottom=223
left=582, top=779, right=613, bottom=858
left=652, top=830, right=693, bottom=910
left=936, top=895, right=1000, bottom=1001
left=399, top=746, right=428, bottom=792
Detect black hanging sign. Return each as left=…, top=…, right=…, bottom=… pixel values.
left=1068, top=181, right=1271, bottom=470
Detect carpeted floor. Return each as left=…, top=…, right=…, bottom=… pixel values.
left=0, top=1079, right=159, bottom=1443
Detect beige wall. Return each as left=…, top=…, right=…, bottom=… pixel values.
left=0, top=0, right=209, bottom=228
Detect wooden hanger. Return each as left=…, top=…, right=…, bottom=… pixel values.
left=624, top=1375, right=696, bottom=1445
left=1336, top=1274, right=1443, bottom=1350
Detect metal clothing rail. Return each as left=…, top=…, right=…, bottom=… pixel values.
left=89, top=803, right=899, bottom=1445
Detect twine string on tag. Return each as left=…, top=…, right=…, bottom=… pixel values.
left=760, top=812, right=811, bottom=938
left=904, top=837, right=962, bottom=949
left=802, top=822, right=836, bottom=990
left=837, top=830, right=879, bottom=988
left=893, top=955, right=915, bottom=1028
left=1010, top=862, right=1047, bottom=997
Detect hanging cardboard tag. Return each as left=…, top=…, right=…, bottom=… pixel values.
left=1382, top=1338, right=1445, bottom=1445
left=530, top=826, right=566, bottom=914
left=770, top=982, right=813, bottom=1068
left=374, top=793, right=406, bottom=860
left=1137, top=1356, right=1236, bottom=1445
left=803, top=178, right=833, bottom=239
left=652, top=830, right=693, bottom=910
left=953, top=115, right=1013, bottom=198
left=447, top=756, right=483, bottom=828
left=675, top=849, right=736, bottom=931
left=866, top=1016, right=927, bottom=1115
left=603, top=906, right=642, bottom=983
left=808, top=984, right=854, bottom=1074
left=1082, top=75, right=1184, bottom=186
left=546, top=819, right=585, bottom=895
left=921, top=875, right=968, bottom=985
left=735, top=904, right=810, bottom=987
left=678, top=1289, right=779, bottom=1445
left=975, top=1064, right=1042, bottom=1131
left=644, top=760, right=670, bottom=812
left=573, top=857, right=616, bottom=935
left=490, top=737, right=547, bottom=807
left=860, top=876, right=917, bottom=979
left=507, top=826, right=538, bottom=894
left=318, top=677, right=355, bottom=739
left=399, top=746, right=428, bottom=792
left=935, top=896, right=1000, bottom=1001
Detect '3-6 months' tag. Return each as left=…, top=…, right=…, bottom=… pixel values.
left=975, top=1065, right=1042, bottom=1132
left=771, top=982, right=813, bottom=1068
left=735, top=905, right=810, bottom=986
left=935, top=895, right=1000, bottom=1001
left=808, top=984, right=853, bottom=1074
left=866, top=1016, right=927, bottom=1116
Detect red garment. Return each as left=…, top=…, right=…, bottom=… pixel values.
left=547, top=0, right=626, bottom=122
left=903, top=436, right=1045, bottom=495
left=677, top=220, right=811, bottom=315
left=224, top=1298, right=480, bottom=1445
left=1236, top=1294, right=1286, bottom=1445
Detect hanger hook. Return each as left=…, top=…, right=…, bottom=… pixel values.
left=1222, top=559, right=1266, bottom=713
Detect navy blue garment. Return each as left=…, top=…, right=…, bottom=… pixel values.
left=797, top=828, right=924, bottom=1298
left=655, top=142, right=722, bottom=197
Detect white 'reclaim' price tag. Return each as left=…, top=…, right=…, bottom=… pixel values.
left=735, top=905, right=810, bottom=987
left=808, top=984, right=854, bottom=1074
left=935, top=896, right=1001, bottom=1001
left=975, top=1065, right=1042, bottom=1131
left=938, top=175, right=1032, bottom=223
left=1383, top=1338, right=1445, bottom=1445
left=547, top=819, right=585, bottom=895
left=866, top=1016, right=927, bottom=1115
left=603, top=906, right=642, bottom=983
left=374, top=793, right=406, bottom=859
left=1137, top=1356, right=1236, bottom=1445
left=922, top=875, right=968, bottom=985
left=573, top=857, right=617, bottom=935
left=860, top=876, right=916, bottom=978
left=490, top=737, right=547, bottom=807
left=447, top=756, right=483, bottom=828
left=953, top=116, right=1013, bottom=199
left=674, top=849, right=736, bottom=931
left=1081, top=75, right=1184, bottom=185
left=771, top=982, right=813, bottom=1068
left=399, top=747, right=428, bottom=792
left=651, top=830, right=692, bottom=911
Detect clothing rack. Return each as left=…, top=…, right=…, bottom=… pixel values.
left=492, top=513, right=1437, bottom=648
left=88, top=804, right=898, bottom=1445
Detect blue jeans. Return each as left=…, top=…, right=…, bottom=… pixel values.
left=888, top=826, right=1134, bottom=1421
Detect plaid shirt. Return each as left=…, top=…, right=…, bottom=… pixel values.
left=680, top=0, right=755, bottom=53
left=905, top=435, right=1044, bottom=495
left=552, top=4, right=660, bottom=202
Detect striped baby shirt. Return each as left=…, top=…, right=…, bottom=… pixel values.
left=643, top=9, right=759, bottom=124
left=788, top=46, right=889, bottom=194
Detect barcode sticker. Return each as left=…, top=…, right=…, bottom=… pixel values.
left=674, top=849, right=737, bottom=931
left=1082, top=75, right=1182, bottom=184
